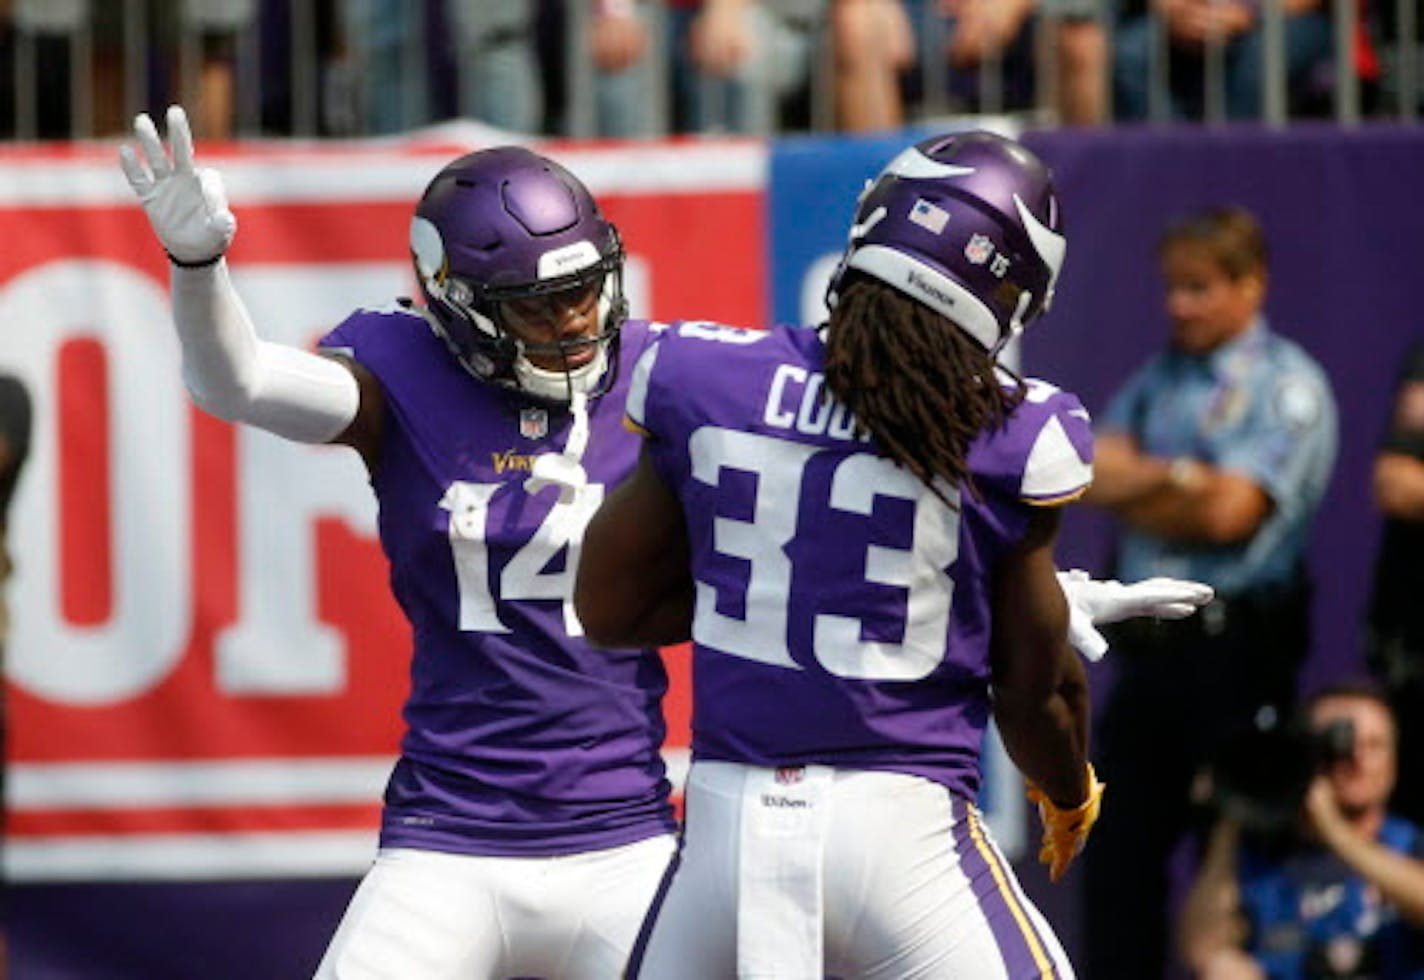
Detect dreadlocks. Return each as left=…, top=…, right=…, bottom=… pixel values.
left=823, top=277, right=1024, bottom=504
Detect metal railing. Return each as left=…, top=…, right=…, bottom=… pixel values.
left=1, top=0, right=1417, bottom=142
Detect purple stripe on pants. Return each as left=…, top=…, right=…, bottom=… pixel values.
left=948, top=794, right=1060, bottom=978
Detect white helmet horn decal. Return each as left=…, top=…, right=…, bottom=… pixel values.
left=881, top=147, right=978, bottom=181
left=410, top=216, right=446, bottom=285
left=1014, top=193, right=1066, bottom=310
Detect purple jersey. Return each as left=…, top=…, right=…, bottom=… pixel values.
left=320, top=308, right=675, bottom=856
left=628, top=321, right=1093, bottom=800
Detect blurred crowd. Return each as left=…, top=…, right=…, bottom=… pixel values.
left=0, top=0, right=1419, bottom=142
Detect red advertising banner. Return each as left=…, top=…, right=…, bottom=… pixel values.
left=0, top=130, right=765, bottom=880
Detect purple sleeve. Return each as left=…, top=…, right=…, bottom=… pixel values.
left=973, top=379, right=1095, bottom=507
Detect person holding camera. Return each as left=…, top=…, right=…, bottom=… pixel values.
left=1180, top=680, right=1424, bottom=979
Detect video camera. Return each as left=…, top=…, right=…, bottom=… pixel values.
left=1209, top=714, right=1355, bottom=834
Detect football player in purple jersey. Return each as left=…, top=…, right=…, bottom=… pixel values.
left=120, top=106, right=1206, bottom=977
left=576, top=130, right=1208, bottom=978
left=120, top=106, right=678, bottom=979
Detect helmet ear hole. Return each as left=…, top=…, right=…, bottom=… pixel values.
left=446, top=279, right=474, bottom=307
left=410, top=216, right=446, bottom=283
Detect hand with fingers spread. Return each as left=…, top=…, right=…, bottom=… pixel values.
left=118, top=105, right=236, bottom=266
left=1057, top=569, right=1214, bottom=661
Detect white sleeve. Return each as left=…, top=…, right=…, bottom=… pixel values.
left=170, top=261, right=360, bottom=443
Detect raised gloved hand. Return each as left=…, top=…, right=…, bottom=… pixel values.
left=1026, top=764, right=1105, bottom=883
left=118, top=105, right=236, bottom=265
left=1057, top=569, right=1214, bottom=662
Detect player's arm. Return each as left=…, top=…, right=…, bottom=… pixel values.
left=990, top=506, right=1090, bottom=806
left=119, top=105, right=382, bottom=464
left=992, top=506, right=1106, bottom=881
left=576, top=443, right=694, bottom=648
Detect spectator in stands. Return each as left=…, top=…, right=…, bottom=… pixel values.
left=1080, top=205, right=1339, bottom=980
left=1180, top=680, right=1424, bottom=978
left=183, top=0, right=259, bottom=138
left=668, top=0, right=825, bottom=134
left=589, top=0, right=660, bottom=136
left=1364, top=337, right=1424, bottom=829
left=912, top=0, right=1109, bottom=125
left=1051, top=0, right=1110, bottom=125
left=829, top=0, right=916, bottom=131
left=338, top=0, right=412, bottom=133
left=340, top=0, right=651, bottom=136
left=1112, top=0, right=1335, bottom=121
left=340, top=0, right=880, bottom=138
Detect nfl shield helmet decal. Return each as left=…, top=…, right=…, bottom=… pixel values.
left=964, top=233, right=994, bottom=265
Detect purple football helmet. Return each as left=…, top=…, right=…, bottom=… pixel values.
left=410, top=146, right=628, bottom=402
left=826, top=130, right=1066, bottom=354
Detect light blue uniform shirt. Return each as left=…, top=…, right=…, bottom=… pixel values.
left=1098, top=319, right=1338, bottom=595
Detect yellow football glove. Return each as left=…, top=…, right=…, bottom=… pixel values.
left=1025, top=764, right=1105, bottom=882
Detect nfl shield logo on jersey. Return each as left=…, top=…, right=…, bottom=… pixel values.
left=519, top=407, right=549, bottom=440
left=775, top=766, right=805, bottom=785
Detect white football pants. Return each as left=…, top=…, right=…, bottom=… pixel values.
left=314, top=833, right=676, bottom=979
left=633, top=761, right=1075, bottom=980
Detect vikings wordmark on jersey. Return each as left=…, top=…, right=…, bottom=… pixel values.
left=320, top=308, right=676, bottom=856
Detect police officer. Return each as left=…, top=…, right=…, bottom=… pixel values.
left=1080, top=205, right=1339, bottom=980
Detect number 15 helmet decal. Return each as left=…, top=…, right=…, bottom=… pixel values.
left=826, top=130, right=1066, bottom=355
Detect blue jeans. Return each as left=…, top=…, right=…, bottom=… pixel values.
left=667, top=2, right=819, bottom=135
left=1113, top=10, right=1335, bottom=120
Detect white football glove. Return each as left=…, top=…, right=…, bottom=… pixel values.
left=118, top=105, right=236, bottom=265
left=1057, top=569, right=1214, bottom=662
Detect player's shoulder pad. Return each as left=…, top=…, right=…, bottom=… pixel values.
left=625, top=319, right=766, bottom=433
left=319, top=300, right=425, bottom=351
left=625, top=331, right=665, bottom=433
left=613, top=317, right=661, bottom=365
left=989, top=377, right=1095, bottom=506
left=666, top=318, right=769, bottom=346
